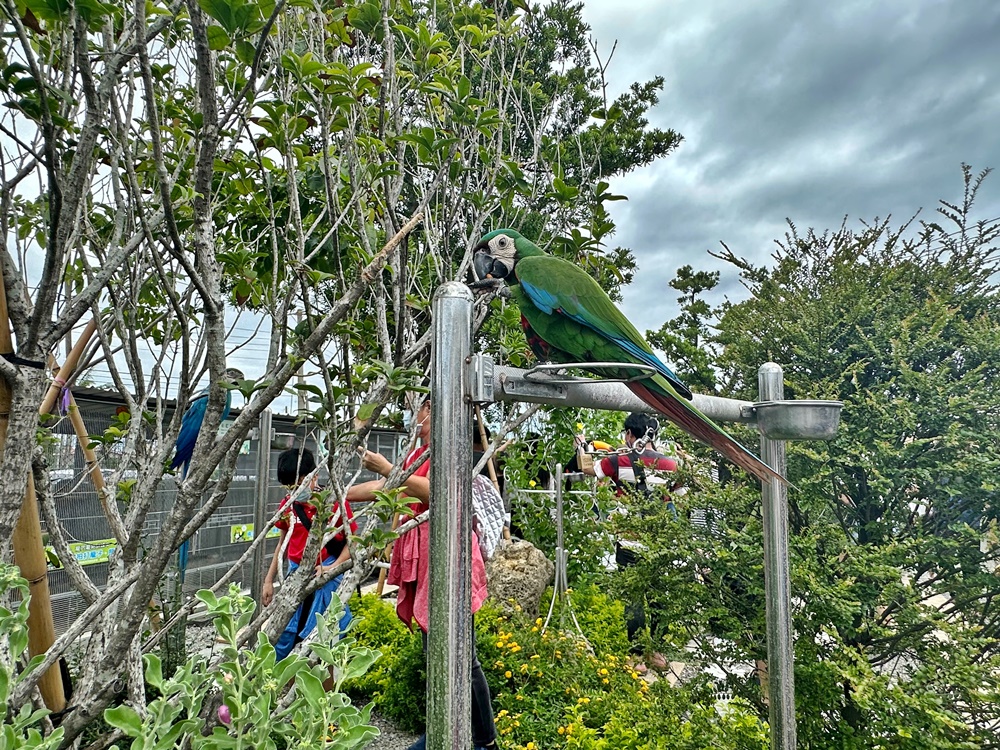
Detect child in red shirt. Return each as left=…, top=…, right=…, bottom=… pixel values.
left=263, top=447, right=357, bottom=660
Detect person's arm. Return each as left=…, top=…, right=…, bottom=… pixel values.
left=262, top=527, right=288, bottom=606
left=317, top=538, right=353, bottom=575
left=355, top=449, right=431, bottom=502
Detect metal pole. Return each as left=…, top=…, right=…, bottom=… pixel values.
left=251, top=409, right=272, bottom=606
left=427, top=282, right=474, bottom=750
left=554, top=463, right=565, bottom=596
left=758, top=363, right=796, bottom=749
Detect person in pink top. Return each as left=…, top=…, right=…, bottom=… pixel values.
left=348, top=396, right=496, bottom=750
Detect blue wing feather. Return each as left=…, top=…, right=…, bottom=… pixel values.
left=171, top=387, right=233, bottom=476
left=171, top=394, right=208, bottom=476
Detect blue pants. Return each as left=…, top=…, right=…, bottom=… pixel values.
left=274, top=560, right=352, bottom=661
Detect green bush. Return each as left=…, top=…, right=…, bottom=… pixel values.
left=350, top=584, right=767, bottom=749
left=345, top=594, right=426, bottom=733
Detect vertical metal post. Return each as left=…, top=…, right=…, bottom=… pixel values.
left=758, top=363, right=796, bottom=749
left=428, top=282, right=474, bottom=750
left=251, top=409, right=272, bottom=606
left=554, top=464, right=565, bottom=596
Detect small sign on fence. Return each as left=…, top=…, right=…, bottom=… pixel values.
left=230, top=524, right=281, bottom=544
left=45, top=539, right=118, bottom=569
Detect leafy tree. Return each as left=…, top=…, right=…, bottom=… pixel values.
left=624, top=166, right=1000, bottom=747
left=0, top=0, right=680, bottom=742
left=646, top=264, right=722, bottom=392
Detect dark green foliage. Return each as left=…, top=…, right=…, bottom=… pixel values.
left=645, top=165, right=1000, bottom=747
left=646, top=265, right=722, bottom=392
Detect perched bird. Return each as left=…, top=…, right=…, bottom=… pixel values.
left=171, top=367, right=245, bottom=577
left=171, top=367, right=245, bottom=476
left=471, top=229, right=781, bottom=484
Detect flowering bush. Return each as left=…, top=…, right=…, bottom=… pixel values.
left=350, top=585, right=767, bottom=749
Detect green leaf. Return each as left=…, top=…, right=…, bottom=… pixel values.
left=143, top=653, right=164, bottom=689
left=198, top=0, right=235, bottom=32
left=355, top=402, right=377, bottom=422
left=296, top=670, right=325, bottom=709
left=195, top=589, right=219, bottom=609
left=104, top=705, right=143, bottom=737
left=206, top=25, right=231, bottom=50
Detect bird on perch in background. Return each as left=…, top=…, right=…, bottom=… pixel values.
left=170, top=367, right=245, bottom=577
left=470, top=228, right=782, bottom=484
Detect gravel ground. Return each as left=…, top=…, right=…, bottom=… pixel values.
left=365, top=713, right=420, bottom=749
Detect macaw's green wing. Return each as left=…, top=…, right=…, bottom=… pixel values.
left=511, top=256, right=784, bottom=485
left=514, top=255, right=692, bottom=399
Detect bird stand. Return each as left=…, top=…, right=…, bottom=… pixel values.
left=540, top=464, right=591, bottom=651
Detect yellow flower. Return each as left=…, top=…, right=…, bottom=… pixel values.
left=576, top=422, right=584, bottom=430
left=529, top=480, right=536, bottom=487
left=526, top=743, right=535, bottom=749
left=598, top=668, right=609, bottom=676
left=558, top=726, right=566, bottom=735
left=531, top=626, right=538, bottom=632
left=602, top=678, right=609, bottom=684
left=530, top=654, right=540, bottom=660
left=505, top=670, right=512, bottom=678
left=535, top=617, right=543, bottom=626
left=516, top=694, right=524, bottom=701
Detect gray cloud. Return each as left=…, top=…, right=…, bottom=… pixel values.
left=582, top=0, right=1000, bottom=334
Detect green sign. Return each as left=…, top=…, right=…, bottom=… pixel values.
left=230, top=524, right=281, bottom=544
left=46, top=539, right=118, bottom=569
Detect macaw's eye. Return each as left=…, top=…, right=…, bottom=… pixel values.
left=498, top=237, right=507, bottom=247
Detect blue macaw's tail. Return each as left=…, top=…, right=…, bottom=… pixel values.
left=177, top=539, right=189, bottom=583
left=628, top=378, right=785, bottom=485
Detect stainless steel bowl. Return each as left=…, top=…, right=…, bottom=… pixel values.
left=754, top=400, right=843, bottom=441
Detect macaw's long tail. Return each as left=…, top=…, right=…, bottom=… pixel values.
left=177, top=539, right=189, bottom=584
left=627, top=380, right=786, bottom=485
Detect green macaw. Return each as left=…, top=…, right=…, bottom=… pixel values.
left=472, top=228, right=781, bottom=484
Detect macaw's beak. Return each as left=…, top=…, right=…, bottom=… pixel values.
left=470, top=250, right=510, bottom=289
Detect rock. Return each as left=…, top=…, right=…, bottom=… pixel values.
left=485, top=539, right=554, bottom=617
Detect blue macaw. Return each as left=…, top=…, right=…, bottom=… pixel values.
left=171, top=367, right=244, bottom=577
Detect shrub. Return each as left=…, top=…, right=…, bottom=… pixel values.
left=344, top=594, right=426, bottom=733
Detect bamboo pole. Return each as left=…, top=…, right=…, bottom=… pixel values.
left=11, top=479, right=66, bottom=710
left=374, top=512, right=400, bottom=597
left=39, top=319, right=96, bottom=416
left=0, top=268, right=66, bottom=710
left=46, top=352, right=124, bottom=544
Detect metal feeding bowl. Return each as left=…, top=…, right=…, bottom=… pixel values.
left=753, top=400, right=843, bottom=441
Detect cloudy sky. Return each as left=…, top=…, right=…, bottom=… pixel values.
left=580, top=0, right=1000, bottom=334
